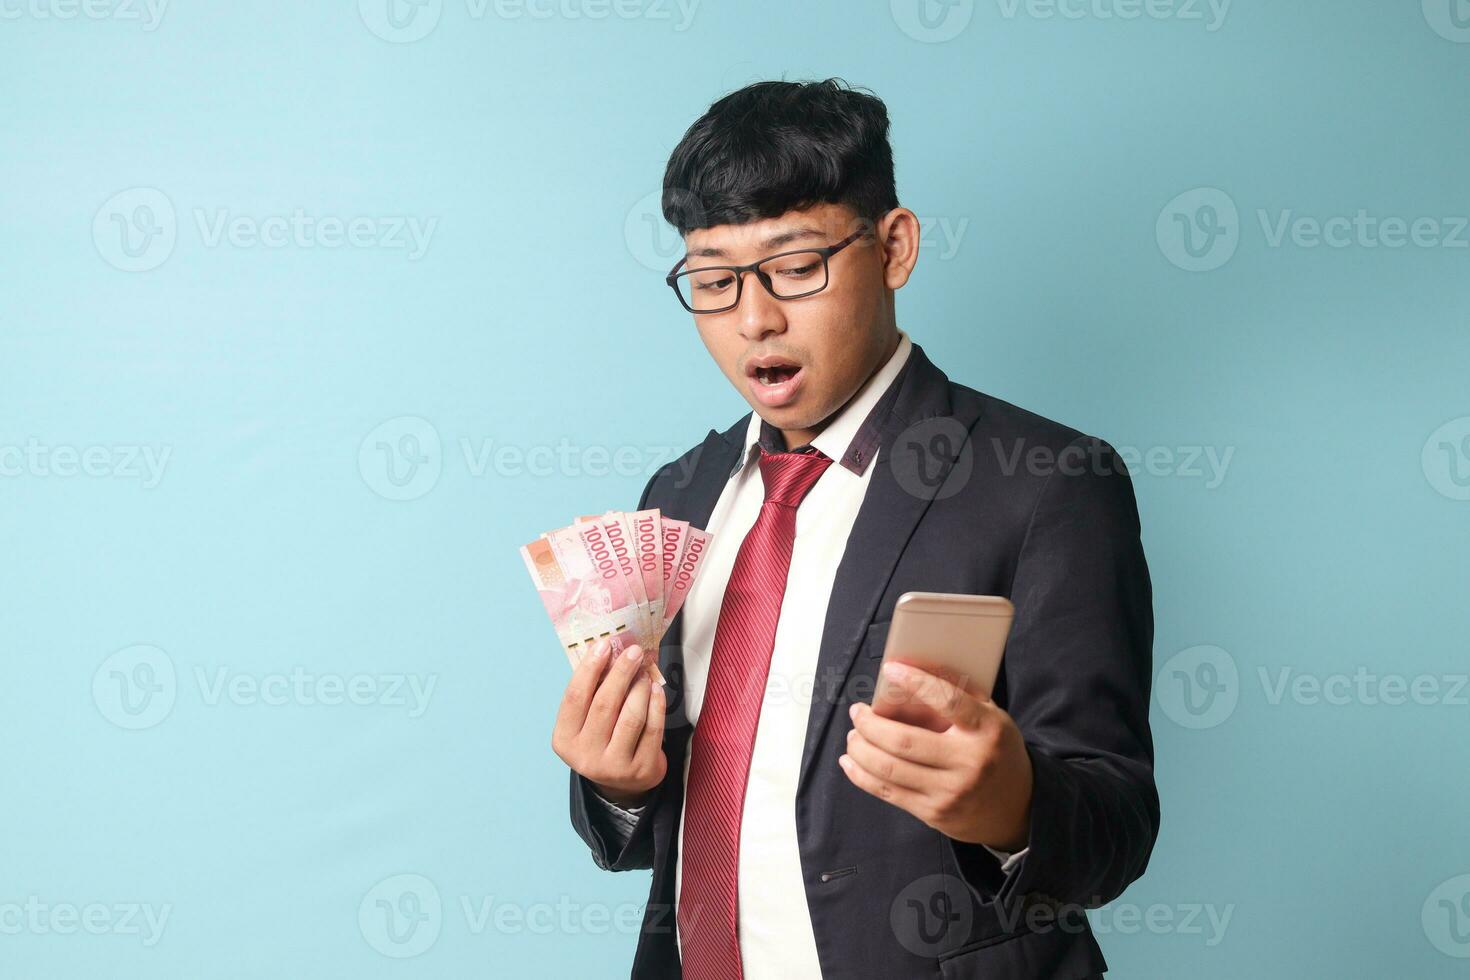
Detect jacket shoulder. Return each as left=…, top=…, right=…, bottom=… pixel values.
left=943, top=380, right=1141, bottom=531
left=949, top=381, right=1096, bottom=454
left=639, top=418, right=744, bottom=511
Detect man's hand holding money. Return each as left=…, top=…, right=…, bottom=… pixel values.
left=551, top=638, right=667, bottom=808
left=523, top=508, right=715, bottom=808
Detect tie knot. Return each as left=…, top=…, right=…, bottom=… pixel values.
left=757, top=447, right=833, bottom=507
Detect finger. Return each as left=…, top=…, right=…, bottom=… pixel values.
left=554, top=638, right=612, bottom=739
left=633, top=680, right=666, bottom=767
left=583, top=643, right=647, bottom=742
left=838, top=751, right=929, bottom=816
left=849, top=703, right=950, bottom=767
left=606, top=665, right=652, bottom=759
left=880, top=662, right=984, bottom=730
left=845, top=729, right=943, bottom=791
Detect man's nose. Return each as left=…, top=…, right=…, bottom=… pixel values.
left=735, top=270, right=787, bottom=343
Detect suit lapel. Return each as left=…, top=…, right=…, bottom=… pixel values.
left=796, top=345, right=982, bottom=794
left=656, top=421, right=744, bottom=733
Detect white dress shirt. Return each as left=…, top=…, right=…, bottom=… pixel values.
left=591, top=330, right=1022, bottom=976
left=669, top=332, right=912, bottom=978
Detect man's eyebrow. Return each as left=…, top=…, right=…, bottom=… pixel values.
left=687, top=226, right=827, bottom=259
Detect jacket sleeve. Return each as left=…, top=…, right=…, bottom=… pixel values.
left=566, top=461, right=678, bottom=872
left=952, top=436, right=1159, bottom=911
left=569, top=770, right=665, bottom=871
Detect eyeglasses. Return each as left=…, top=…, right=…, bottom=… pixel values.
left=665, top=228, right=869, bottom=314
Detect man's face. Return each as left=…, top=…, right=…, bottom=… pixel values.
left=680, top=203, right=907, bottom=439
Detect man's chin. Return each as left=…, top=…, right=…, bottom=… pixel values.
left=750, top=402, right=829, bottom=438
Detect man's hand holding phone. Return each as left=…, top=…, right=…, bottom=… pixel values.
left=842, top=661, right=1033, bottom=853
left=552, top=638, right=667, bottom=808
left=839, top=592, right=1032, bottom=852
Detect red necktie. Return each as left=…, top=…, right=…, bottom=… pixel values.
left=678, top=446, right=834, bottom=980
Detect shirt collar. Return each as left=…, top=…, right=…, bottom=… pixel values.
left=732, top=330, right=913, bottom=479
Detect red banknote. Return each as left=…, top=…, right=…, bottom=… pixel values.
left=520, top=510, right=712, bottom=683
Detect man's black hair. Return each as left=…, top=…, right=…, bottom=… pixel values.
left=661, top=78, right=899, bottom=237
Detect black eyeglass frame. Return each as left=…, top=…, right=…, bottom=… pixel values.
left=665, top=228, right=870, bottom=314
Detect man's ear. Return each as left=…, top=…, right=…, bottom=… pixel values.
left=876, top=207, right=921, bottom=290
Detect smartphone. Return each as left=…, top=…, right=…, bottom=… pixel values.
left=871, top=592, right=1013, bottom=731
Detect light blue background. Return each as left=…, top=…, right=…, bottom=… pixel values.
left=3, top=1, right=1468, bottom=976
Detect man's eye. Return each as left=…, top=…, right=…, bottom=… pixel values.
left=695, top=276, right=734, bottom=292
left=776, top=262, right=819, bottom=278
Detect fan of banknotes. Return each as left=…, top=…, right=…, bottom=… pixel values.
left=520, top=510, right=712, bottom=684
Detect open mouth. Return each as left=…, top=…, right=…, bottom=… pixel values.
left=745, top=356, right=806, bottom=408
left=753, top=364, right=800, bottom=386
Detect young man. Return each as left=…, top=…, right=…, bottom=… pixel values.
left=551, top=79, right=1158, bottom=979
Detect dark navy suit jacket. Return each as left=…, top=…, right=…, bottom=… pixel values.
left=568, top=343, right=1159, bottom=979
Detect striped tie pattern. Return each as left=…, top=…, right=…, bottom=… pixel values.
left=678, top=446, right=834, bottom=980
